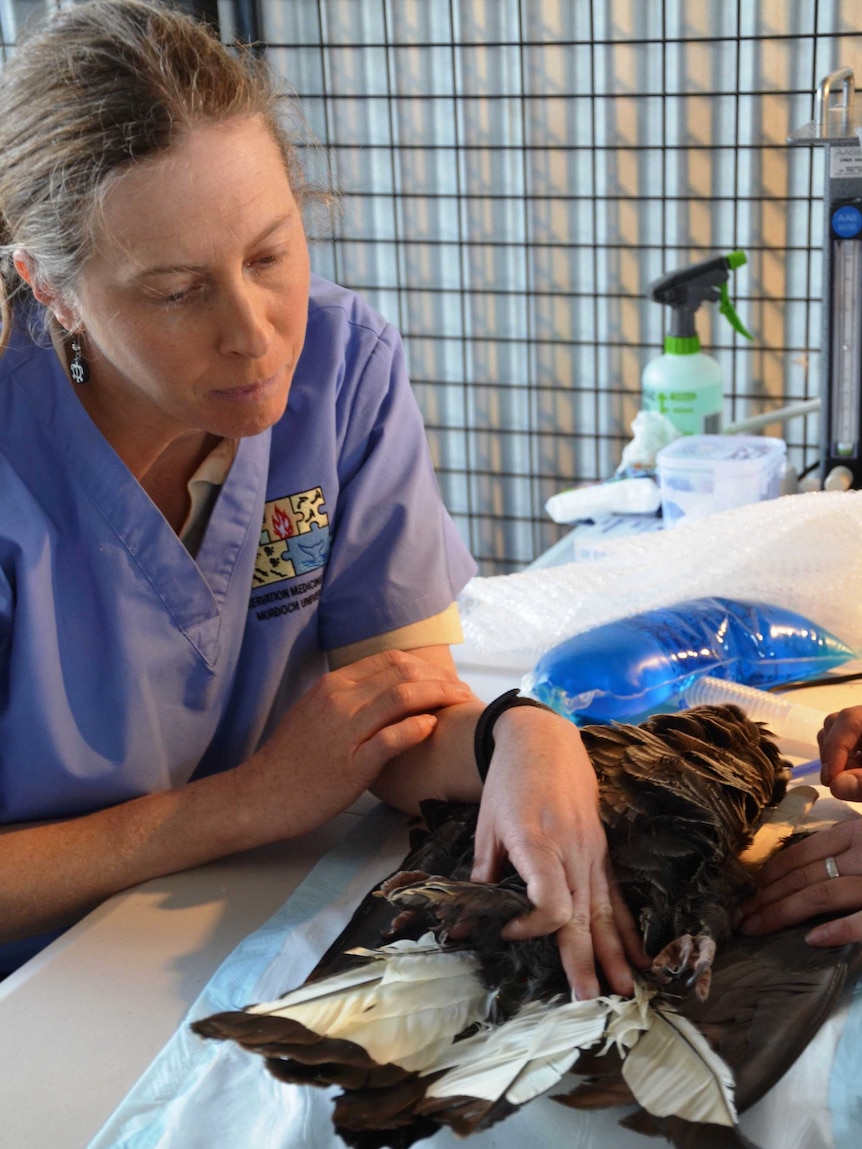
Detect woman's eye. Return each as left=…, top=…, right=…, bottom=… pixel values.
left=251, top=252, right=282, bottom=270
left=155, top=284, right=198, bottom=306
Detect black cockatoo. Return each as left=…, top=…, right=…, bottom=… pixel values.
left=193, top=704, right=862, bottom=1149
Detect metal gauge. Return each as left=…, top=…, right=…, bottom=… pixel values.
left=830, top=202, right=862, bottom=460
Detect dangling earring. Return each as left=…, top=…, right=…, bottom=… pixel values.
left=70, top=334, right=90, bottom=385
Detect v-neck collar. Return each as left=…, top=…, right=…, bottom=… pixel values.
left=8, top=325, right=270, bottom=668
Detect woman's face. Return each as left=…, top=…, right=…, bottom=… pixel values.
left=71, top=115, right=311, bottom=446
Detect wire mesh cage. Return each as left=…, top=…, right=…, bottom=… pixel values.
left=2, top=0, right=860, bottom=573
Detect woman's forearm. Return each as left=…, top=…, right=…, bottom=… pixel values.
left=0, top=650, right=475, bottom=944
left=0, top=766, right=272, bottom=943
left=370, top=698, right=486, bottom=813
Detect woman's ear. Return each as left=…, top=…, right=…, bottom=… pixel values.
left=12, top=249, right=79, bottom=331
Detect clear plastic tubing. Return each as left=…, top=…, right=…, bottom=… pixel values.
left=683, top=675, right=827, bottom=761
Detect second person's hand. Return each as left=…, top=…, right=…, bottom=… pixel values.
left=819, top=706, right=862, bottom=801
left=738, top=817, right=862, bottom=945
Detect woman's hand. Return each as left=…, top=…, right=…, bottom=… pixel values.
left=470, top=706, right=648, bottom=1000
left=819, top=706, right=862, bottom=801
left=738, top=818, right=862, bottom=945
left=242, top=649, right=473, bottom=839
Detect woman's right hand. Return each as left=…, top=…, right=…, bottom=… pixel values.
left=819, top=706, right=862, bottom=801
left=240, top=649, right=474, bottom=837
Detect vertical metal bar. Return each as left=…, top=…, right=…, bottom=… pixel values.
left=382, top=0, right=405, bottom=336
left=729, top=0, right=742, bottom=425
left=315, top=0, right=340, bottom=285
left=0, top=0, right=16, bottom=62
left=447, top=0, right=477, bottom=570
left=516, top=0, right=536, bottom=563
left=588, top=0, right=600, bottom=483
left=232, top=0, right=261, bottom=48
left=805, top=0, right=821, bottom=473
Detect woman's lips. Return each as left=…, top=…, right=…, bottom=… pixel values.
left=211, top=370, right=282, bottom=402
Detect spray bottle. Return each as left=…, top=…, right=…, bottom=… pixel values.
left=642, top=250, right=753, bottom=435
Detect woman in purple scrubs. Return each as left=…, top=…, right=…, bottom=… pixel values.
left=0, top=0, right=644, bottom=993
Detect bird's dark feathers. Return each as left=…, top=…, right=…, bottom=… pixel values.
left=192, top=704, right=859, bottom=1149
left=582, top=705, right=790, bottom=974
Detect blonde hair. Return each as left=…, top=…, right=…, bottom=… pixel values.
left=0, top=0, right=328, bottom=353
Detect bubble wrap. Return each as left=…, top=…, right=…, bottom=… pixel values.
left=456, top=491, right=862, bottom=671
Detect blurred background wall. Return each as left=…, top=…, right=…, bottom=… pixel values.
left=3, top=0, right=861, bottom=573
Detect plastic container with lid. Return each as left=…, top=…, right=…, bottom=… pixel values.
left=655, top=433, right=786, bottom=527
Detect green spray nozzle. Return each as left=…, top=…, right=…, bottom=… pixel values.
left=648, top=250, right=753, bottom=348
left=718, top=279, right=753, bottom=339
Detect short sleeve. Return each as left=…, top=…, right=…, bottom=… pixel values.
left=316, top=313, right=476, bottom=651
left=327, top=603, right=464, bottom=668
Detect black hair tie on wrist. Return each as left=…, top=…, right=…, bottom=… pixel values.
left=474, top=688, right=556, bottom=783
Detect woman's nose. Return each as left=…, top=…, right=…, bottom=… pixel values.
left=218, top=283, right=270, bottom=359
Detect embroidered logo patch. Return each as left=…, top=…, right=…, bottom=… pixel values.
left=253, top=487, right=330, bottom=589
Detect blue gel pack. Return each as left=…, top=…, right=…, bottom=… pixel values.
left=527, top=596, right=854, bottom=724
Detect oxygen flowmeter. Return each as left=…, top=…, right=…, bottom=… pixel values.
left=830, top=203, right=862, bottom=462
left=789, top=67, right=862, bottom=490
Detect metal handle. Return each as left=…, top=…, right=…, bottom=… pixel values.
left=814, top=66, right=855, bottom=134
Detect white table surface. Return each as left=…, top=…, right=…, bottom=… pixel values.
left=1, top=667, right=860, bottom=1148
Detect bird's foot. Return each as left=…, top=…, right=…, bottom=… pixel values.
left=376, top=870, right=439, bottom=935
left=650, top=932, right=716, bottom=1001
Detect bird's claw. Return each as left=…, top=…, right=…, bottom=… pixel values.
left=650, top=932, right=716, bottom=1001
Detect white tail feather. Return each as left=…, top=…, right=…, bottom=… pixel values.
left=622, top=1002, right=738, bottom=1126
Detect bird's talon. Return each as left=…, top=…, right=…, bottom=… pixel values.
left=650, top=933, right=715, bottom=999
left=693, top=968, right=713, bottom=1002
